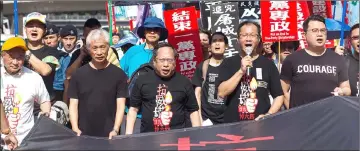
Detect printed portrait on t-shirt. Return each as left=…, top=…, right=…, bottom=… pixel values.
left=238, top=76, right=258, bottom=120
left=153, top=84, right=173, bottom=132
left=2, top=84, right=22, bottom=135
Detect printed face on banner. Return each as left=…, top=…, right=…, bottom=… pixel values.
left=261, top=1, right=298, bottom=42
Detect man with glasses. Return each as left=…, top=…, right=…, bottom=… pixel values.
left=280, top=15, right=351, bottom=109
left=217, top=21, right=284, bottom=123
left=125, top=42, right=200, bottom=134
left=120, top=17, right=169, bottom=134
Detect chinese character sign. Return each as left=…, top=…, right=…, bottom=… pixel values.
left=297, top=1, right=310, bottom=49
left=164, top=7, right=203, bottom=79
left=261, top=1, right=298, bottom=42
left=210, top=2, right=240, bottom=58
left=307, top=1, right=333, bottom=18
left=199, top=1, right=222, bottom=30
left=238, top=1, right=261, bottom=20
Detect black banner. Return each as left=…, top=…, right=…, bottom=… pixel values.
left=210, top=2, right=240, bottom=57
left=199, top=1, right=222, bottom=31
left=18, top=96, right=359, bottom=150
left=238, top=1, right=261, bottom=20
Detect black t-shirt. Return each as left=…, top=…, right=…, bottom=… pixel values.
left=281, top=49, right=349, bottom=108
left=25, top=45, right=61, bottom=114
left=218, top=55, right=283, bottom=123
left=130, top=71, right=199, bottom=133
left=346, top=54, right=359, bottom=97
left=67, top=63, right=128, bottom=137
left=191, top=61, right=226, bottom=124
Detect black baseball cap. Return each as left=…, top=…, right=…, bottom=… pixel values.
left=45, top=23, right=59, bottom=36
left=60, top=25, right=78, bottom=38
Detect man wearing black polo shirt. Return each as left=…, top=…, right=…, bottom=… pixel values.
left=217, top=21, right=284, bottom=123
left=23, top=12, right=60, bottom=116
left=126, top=43, right=201, bottom=134
left=280, top=15, right=351, bottom=109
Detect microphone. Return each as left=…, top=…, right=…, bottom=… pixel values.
left=244, top=46, right=253, bottom=77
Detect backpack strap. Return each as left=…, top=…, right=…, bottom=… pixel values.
left=202, top=59, right=210, bottom=87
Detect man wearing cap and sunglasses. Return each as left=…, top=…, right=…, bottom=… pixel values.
left=23, top=12, right=61, bottom=117
left=120, top=17, right=168, bottom=134
left=0, top=37, right=51, bottom=148
left=43, top=23, right=60, bottom=48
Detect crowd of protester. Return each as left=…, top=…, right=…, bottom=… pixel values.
left=0, top=11, right=359, bottom=150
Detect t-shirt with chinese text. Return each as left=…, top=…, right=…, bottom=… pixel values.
left=130, top=71, right=199, bottom=133
left=218, top=55, right=283, bottom=123
left=280, top=49, right=349, bottom=108
left=24, top=45, right=60, bottom=115
left=191, top=61, right=226, bottom=124
left=67, top=63, right=128, bottom=137
left=1, top=67, right=50, bottom=145
left=346, top=54, right=359, bottom=97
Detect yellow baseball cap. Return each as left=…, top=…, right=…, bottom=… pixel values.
left=1, top=37, right=28, bottom=52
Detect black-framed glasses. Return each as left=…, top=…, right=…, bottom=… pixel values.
left=239, top=33, right=259, bottom=39
left=307, top=28, right=327, bottom=34
left=351, top=35, right=359, bottom=40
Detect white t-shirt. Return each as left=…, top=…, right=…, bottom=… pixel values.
left=1, top=67, right=50, bottom=145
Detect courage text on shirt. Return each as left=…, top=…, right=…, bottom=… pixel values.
left=297, top=65, right=336, bottom=75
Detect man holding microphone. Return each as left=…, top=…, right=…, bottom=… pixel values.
left=217, top=21, right=284, bottom=123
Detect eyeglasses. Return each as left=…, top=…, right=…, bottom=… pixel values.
left=156, top=58, right=175, bottom=63
left=307, top=28, right=327, bottom=34
left=239, top=33, right=259, bottom=39
left=351, top=35, right=359, bottom=40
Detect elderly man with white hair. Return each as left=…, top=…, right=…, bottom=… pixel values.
left=68, top=29, right=128, bottom=139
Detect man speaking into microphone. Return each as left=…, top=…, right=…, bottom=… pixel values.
left=217, top=21, right=284, bottom=123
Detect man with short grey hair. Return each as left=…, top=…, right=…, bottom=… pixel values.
left=68, top=29, right=128, bottom=139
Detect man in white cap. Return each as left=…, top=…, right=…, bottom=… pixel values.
left=23, top=12, right=60, bottom=117
left=1, top=37, right=51, bottom=147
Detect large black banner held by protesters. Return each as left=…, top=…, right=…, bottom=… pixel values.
left=18, top=96, right=359, bottom=150
left=210, top=2, right=240, bottom=58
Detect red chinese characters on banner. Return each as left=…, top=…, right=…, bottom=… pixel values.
left=297, top=1, right=310, bottom=49
left=307, top=1, right=333, bottom=18
left=260, top=1, right=298, bottom=42
left=164, top=7, right=203, bottom=79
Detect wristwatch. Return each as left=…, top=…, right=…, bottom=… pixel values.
left=25, top=51, right=32, bottom=62
left=1, top=128, right=10, bottom=135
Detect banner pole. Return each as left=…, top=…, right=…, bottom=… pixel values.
left=278, top=41, right=281, bottom=71
left=108, top=0, right=113, bottom=46
left=340, top=0, right=347, bottom=46
left=13, top=0, right=19, bottom=36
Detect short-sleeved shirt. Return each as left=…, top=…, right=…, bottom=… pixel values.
left=67, top=63, right=128, bottom=137
left=130, top=71, right=199, bottom=133
left=218, top=55, right=283, bottom=123
left=280, top=49, right=349, bottom=108
left=346, top=54, right=359, bottom=97
left=120, top=44, right=153, bottom=78
left=191, top=61, right=226, bottom=124
left=1, top=67, right=50, bottom=145
left=24, top=45, right=60, bottom=114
